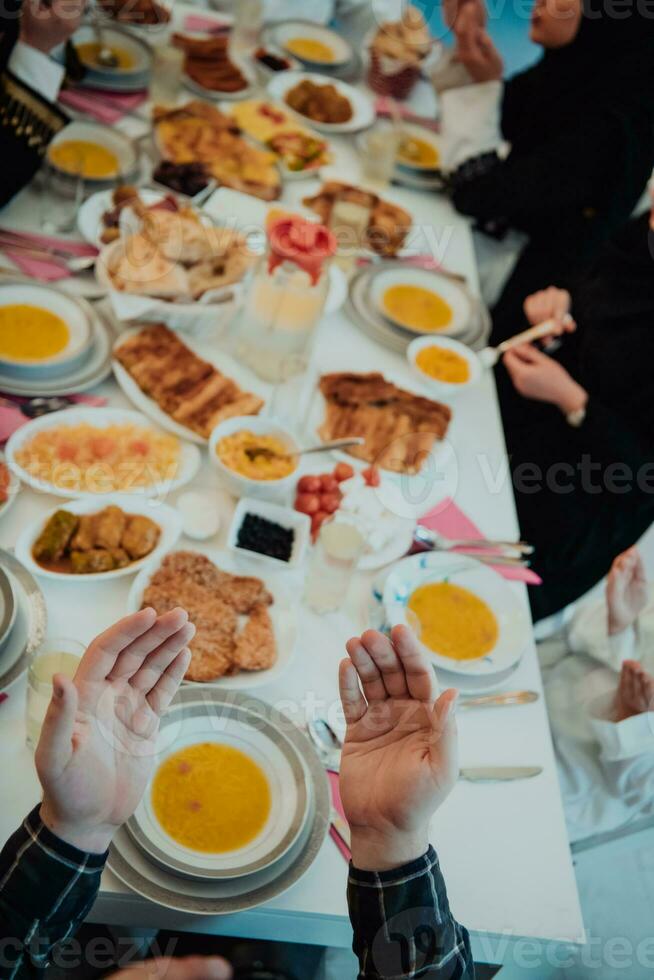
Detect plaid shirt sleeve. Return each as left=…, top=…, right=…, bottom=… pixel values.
left=348, top=847, right=474, bottom=979
left=0, top=806, right=107, bottom=979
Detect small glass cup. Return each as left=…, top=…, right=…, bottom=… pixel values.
left=304, top=515, right=366, bottom=614
left=39, top=155, right=85, bottom=234
left=149, top=46, right=184, bottom=106
left=358, top=123, right=401, bottom=188
left=26, top=637, right=84, bottom=750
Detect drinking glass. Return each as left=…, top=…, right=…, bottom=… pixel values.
left=39, top=156, right=85, bottom=234
left=304, top=515, right=366, bottom=614
left=358, top=123, right=401, bottom=188
left=149, top=46, right=184, bottom=106
left=26, top=637, right=84, bottom=750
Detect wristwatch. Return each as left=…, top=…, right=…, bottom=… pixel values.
left=566, top=406, right=587, bottom=428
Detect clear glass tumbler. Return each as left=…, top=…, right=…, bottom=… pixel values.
left=304, top=515, right=366, bottom=614
left=26, top=637, right=84, bottom=750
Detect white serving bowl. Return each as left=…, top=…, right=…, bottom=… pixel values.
left=395, top=124, right=442, bottom=178
left=370, top=266, right=471, bottom=339
left=407, top=335, right=482, bottom=400
left=271, top=21, right=353, bottom=68
left=209, top=416, right=299, bottom=501
left=227, top=496, right=310, bottom=569
left=69, top=24, right=153, bottom=78
left=15, top=494, right=183, bottom=582
left=48, top=121, right=139, bottom=186
left=0, top=284, right=91, bottom=380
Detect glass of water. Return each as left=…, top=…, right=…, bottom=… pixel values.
left=304, top=515, right=366, bottom=614
left=26, top=638, right=84, bottom=750
left=149, top=46, right=185, bottom=106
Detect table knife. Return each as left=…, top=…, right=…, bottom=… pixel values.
left=459, top=766, right=543, bottom=783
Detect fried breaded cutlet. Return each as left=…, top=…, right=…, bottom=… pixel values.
left=114, top=324, right=264, bottom=439
left=303, top=181, right=412, bottom=257
left=318, top=371, right=451, bottom=475
left=141, top=551, right=276, bottom=682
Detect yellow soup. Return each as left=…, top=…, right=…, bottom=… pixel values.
left=76, top=42, right=136, bottom=71
left=0, top=305, right=69, bottom=362
left=415, top=345, right=470, bottom=384
left=152, top=742, right=272, bottom=853
left=408, top=582, right=499, bottom=661
left=383, top=284, right=453, bottom=333
left=397, top=136, right=440, bottom=170
left=286, top=37, right=336, bottom=63
left=49, top=140, right=119, bottom=179
left=217, top=430, right=296, bottom=481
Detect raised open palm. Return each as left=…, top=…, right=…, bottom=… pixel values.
left=36, top=607, right=194, bottom=853
left=339, top=626, right=458, bottom=870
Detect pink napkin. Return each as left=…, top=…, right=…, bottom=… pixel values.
left=58, top=88, right=148, bottom=124
left=0, top=230, right=98, bottom=282
left=183, top=13, right=231, bottom=33
left=375, top=96, right=440, bottom=132
left=0, top=692, right=7, bottom=705
left=357, top=254, right=443, bottom=271
left=0, top=394, right=108, bottom=444
left=419, top=497, right=542, bottom=585
left=328, top=771, right=351, bottom=862
left=2, top=253, right=70, bottom=281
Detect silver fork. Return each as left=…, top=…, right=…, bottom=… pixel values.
left=413, top=525, right=534, bottom=556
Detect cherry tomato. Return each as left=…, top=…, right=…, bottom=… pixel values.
left=333, top=462, right=355, bottom=482
left=297, top=475, right=322, bottom=494
left=320, top=493, right=341, bottom=514
left=320, top=474, right=340, bottom=493
left=363, top=465, right=381, bottom=487
left=295, top=493, right=320, bottom=516
left=311, top=510, right=329, bottom=538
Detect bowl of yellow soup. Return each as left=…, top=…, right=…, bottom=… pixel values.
left=128, top=700, right=311, bottom=879
left=48, top=121, right=138, bottom=188
left=0, top=283, right=91, bottom=379
left=370, top=267, right=472, bottom=339
left=209, top=416, right=299, bottom=501
left=396, top=125, right=442, bottom=177
left=271, top=21, right=353, bottom=68
left=383, top=551, right=530, bottom=677
left=408, top=335, right=482, bottom=399
left=70, top=24, right=152, bottom=82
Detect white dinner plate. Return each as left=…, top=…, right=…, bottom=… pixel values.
left=77, top=188, right=167, bottom=248
left=66, top=23, right=153, bottom=77
left=112, top=328, right=268, bottom=446
left=369, top=267, right=472, bottom=339
left=0, top=456, right=19, bottom=525
left=15, top=495, right=183, bottom=583
left=267, top=71, right=375, bottom=134
left=127, top=547, right=298, bottom=691
left=6, top=407, right=201, bottom=500
left=128, top=698, right=310, bottom=879
left=183, top=53, right=257, bottom=102
left=48, top=121, right=139, bottom=185
left=0, top=551, right=47, bottom=692
left=270, top=20, right=353, bottom=68
left=383, top=552, right=531, bottom=677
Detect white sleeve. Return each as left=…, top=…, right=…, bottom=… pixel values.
left=7, top=42, right=65, bottom=104
left=440, top=80, right=503, bottom=173
left=568, top=598, right=638, bottom=672
left=589, top=696, right=654, bottom=762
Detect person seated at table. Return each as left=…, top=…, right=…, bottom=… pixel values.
left=0, top=0, right=83, bottom=208
left=435, top=0, right=654, bottom=320
left=540, top=547, right=654, bottom=843
left=0, top=613, right=470, bottom=979
left=495, top=179, right=654, bottom=623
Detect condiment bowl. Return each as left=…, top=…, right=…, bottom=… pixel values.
left=407, top=335, right=482, bottom=400
left=209, top=416, right=300, bottom=500
left=227, top=497, right=310, bottom=570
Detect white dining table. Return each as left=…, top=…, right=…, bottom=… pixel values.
left=0, top=10, right=584, bottom=968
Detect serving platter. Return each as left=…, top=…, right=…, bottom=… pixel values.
left=267, top=72, right=375, bottom=134
left=127, top=547, right=299, bottom=691
left=183, top=53, right=258, bottom=102
left=77, top=187, right=168, bottom=248
left=15, top=495, right=183, bottom=583
left=128, top=698, right=310, bottom=879
left=5, top=407, right=201, bottom=500
left=383, top=552, right=530, bottom=678
left=108, top=688, right=330, bottom=914
left=0, top=550, right=47, bottom=692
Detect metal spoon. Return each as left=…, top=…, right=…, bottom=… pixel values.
left=91, top=10, right=119, bottom=69
left=459, top=691, right=539, bottom=710
left=244, top=437, right=364, bottom=463
left=307, top=717, right=342, bottom=773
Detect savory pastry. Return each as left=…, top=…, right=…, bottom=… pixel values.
left=285, top=79, right=352, bottom=124
left=318, top=371, right=451, bottom=474
left=303, top=181, right=412, bottom=257
left=368, top=7, right=431, bottom=98
left=114, top=324, right=264, bottom=439
left=173, top=34, right=248, bottom=94
left=32, top=506, right=161, bottom=574
left=106, top=233, right=188, bottom=298
left=142, top=550, right=276, bottom=681
left=154, top=101, right=281, bottom=201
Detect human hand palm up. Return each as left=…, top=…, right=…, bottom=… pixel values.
left=338, top=626, right=458, bottom=869
left=36, top=607, right=194, bottom=852
left=607, top=548, right=649, bottom=636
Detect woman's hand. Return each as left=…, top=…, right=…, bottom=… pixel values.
left=454, top=6, right=503, bottom=82
left=523, top=286, right=576, bottom=342
left=444, top=0, right=487, bottom=31
left=338, top=626, right=458, bottom=871
left=36, top=607, right=194, bottom=854
left=606, top=547, right=649, bottom=636
left=106, top=957, right=231, bottom=979
left=20, top=0, right=86, bottom=54
left=503, top=344, right=588, bottom=414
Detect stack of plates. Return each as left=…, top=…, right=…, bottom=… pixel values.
left=262, top=20, right=361, bottom=81
left=0, top=550, right=46, bottom=692
left=109, top=689, right=330, bottom=913
left=62, top=25, right=153, bottom=92
left=346, top=262, right=491, bottom=355
left=0, top=282, right=115, bottom=396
